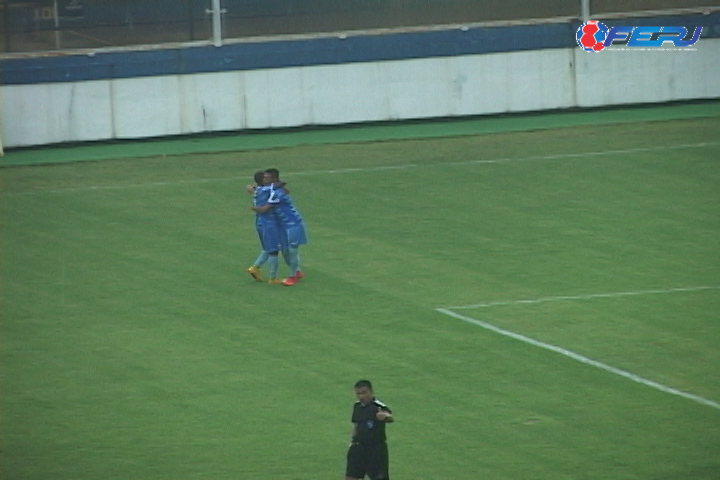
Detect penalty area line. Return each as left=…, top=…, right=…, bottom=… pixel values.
left=445, top=285, right=720, bottom=310
left=435, top=307, right=720, bottom=411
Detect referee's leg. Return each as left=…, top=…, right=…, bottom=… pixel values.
left=345, top=443, right=366, bottom=480
left=367, top=442, right=389, bottom=480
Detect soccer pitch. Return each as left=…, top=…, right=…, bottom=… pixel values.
left=1, top=107, right=719, bottom=479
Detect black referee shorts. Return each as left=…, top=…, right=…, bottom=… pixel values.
left=346, top=442, right=389, bottom=480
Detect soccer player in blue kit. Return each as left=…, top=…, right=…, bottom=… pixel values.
left=251, top=169, right=307, bottom=286
left=246, top=171, right=286, bottom=285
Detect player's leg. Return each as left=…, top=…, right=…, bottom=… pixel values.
left=247, top=224, right=269, bottom=281
left=251, top=251, right=269, bottom=267
left=281, top=247, right=300, bottom=286
left=267, top=252, right=283, bottom=284
left=282, top=225, right=308, bottom=285
left=288, top=247, right=300, bottom=275
left=278, top=220, right=291, bottom=267
left=261, top=223, right=284, bottom=284
left=281, top=249, right=291, bottom=267
left=293, top=223, right=308, bottom=278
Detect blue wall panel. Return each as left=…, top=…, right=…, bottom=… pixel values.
left=1, top=13, right=718, bottom=86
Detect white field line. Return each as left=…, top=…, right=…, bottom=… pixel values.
left=3, top=141, right=719, bottom=196
left=436, top=286, right=720, bottom=410
left=445, top=285, right=720, bottom=310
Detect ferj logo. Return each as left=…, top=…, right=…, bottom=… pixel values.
left=576, top=20, right=703, bottom=52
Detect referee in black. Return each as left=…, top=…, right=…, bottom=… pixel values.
left=345, top=380, right=394, bottom=480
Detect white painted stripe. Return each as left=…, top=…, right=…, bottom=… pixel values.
left=3, top=141, right=719, bottom=196
left=291, top=141, right=720, bottom=176
left=446, top=285, right=720, bottom=310
left=435, top=307, right=720, bottom=410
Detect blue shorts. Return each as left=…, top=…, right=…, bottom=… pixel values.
left=256, top=222, right=282, bottom=253
left=285, top=224, right=308, bottom=249
left=278, top=226, right=289, bottom=251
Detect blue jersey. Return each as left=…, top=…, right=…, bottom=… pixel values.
left=268, top=187, right=305, bottom=227
left=253, top=185, right=283, bottom=252
left=253, top=185, right=275, bottom=226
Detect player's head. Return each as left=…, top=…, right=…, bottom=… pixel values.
left=264, top=168, right=287, bottom=189
left=265, top=168, right=280, bottom=182
left=354, top=379, right=374, bottom=404
left=253, top=171, right=265, bottom=186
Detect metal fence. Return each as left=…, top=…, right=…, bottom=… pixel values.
left=1, top=0, right=718, bottom=53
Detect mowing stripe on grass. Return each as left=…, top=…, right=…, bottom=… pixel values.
left=436, top=307, right=720, bottom=410
left=301, top=141, right=720, bottom=175
left=4, top=141, right=719, bottom=196
left=445, top=285, right=720, bottom=310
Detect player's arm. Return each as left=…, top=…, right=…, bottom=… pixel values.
left=251, top=188, right=282, bottom=213
left=245, top=184, right=257, bottom=194
left=251, top=203, right=273, bottom=213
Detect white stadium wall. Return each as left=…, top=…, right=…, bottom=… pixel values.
left=2, top=38, right=719, bottom=149
left=573, top=39, right=720, bottom=107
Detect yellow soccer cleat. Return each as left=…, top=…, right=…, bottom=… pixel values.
left=247, top=266, right=264, bottom=282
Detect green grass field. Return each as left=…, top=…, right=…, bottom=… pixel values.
left=2, top=110, right=719, bottom=479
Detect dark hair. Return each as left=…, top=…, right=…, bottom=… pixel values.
left=253, top=171, right=265, bottom=185
left=354, top=380, right=373, bottom=391
left=265, top=168, right=287, bottom=189
left=265, top=168, right=280, bottom=180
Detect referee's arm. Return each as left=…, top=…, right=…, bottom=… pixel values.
left=350, top=423, right=358, bottom=445
left=376, top=409, right=394, bottom=423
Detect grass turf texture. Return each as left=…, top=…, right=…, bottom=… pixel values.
left=1, top=115, right=719, bottom=479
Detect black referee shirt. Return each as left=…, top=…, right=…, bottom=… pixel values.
left=351, top=398, right=392, bottom=445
